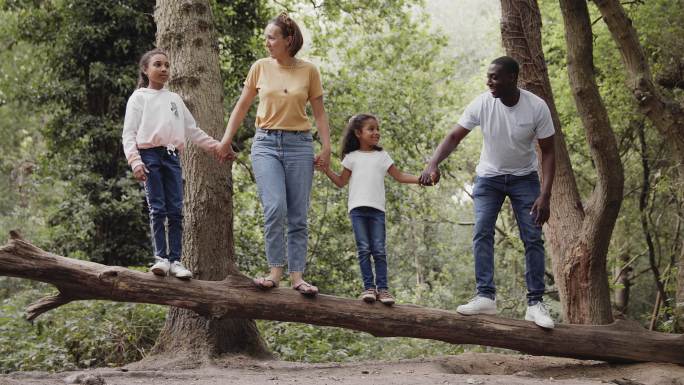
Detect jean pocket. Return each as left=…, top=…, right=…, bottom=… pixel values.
left=254, top=133, right=267, bottom=141
left=299, top=133, right=313, bottom=142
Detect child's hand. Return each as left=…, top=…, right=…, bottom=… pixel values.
left=419, top=165, right=440, bottom=186
left=133, top=164, right=149, bottom=182
left=216, top=141, right=236, bottom=163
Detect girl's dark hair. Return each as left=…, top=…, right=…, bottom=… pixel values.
left=269, top=12, right=304, bottom=57
left=136, top=48, right=168, bottom=89
left=340, top=114, right=382, bottom=158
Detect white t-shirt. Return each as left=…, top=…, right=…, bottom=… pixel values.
left=341, top=150, right=394, bottom=212
left=458, top=89, right=555, bottom=177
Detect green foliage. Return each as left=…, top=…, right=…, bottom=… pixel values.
left=0, top=277, right=165, bottom=373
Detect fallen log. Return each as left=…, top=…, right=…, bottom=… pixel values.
left=2, top=232, right=683, bottom=364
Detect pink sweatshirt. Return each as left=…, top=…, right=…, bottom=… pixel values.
left=122, top=88, right=218, bottom=171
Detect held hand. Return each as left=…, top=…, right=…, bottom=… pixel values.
left=530, top=194, right=551, bottom=226
left=314, top=146, right=331, bottom=170
left=216, top=141, right=236, bottom=163
left=419, top=164, right=440, bottom=186
left=133, top=164, right=149, bottom=182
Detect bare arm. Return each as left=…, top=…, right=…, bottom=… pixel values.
left=531, top=135, right=556, bottom=226
left=387, top=165, right=420, bottom=184
left=419, top=124, right=471, bottom=185
left=321, top=166, right=351, bottom=188
left=217, top=86, right=258, bottom=161
left=310, top=95, right=331, bottom=169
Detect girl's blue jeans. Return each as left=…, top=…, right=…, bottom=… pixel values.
left=349, top=206, right=388, bottom=290
left=140, top=147, right=183, bottom=263
left=472, top=172, right=546, bottom=305
left=250, top=128, right=314, bottom=273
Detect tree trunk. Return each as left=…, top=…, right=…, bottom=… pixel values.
left=2, top=235, right=684, bottom=364
left=500, top=0, right=616, bottom=324
left=152, top=0, right=268, bottom=358
left=614, top=254, right=631, bottom=315
left=591, top=0, right=684, bottom=331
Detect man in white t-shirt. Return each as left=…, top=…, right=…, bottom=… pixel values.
left=420, top=56, right=556, bottom=328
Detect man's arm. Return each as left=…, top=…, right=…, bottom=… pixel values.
left=419, top=125, right=470, bottom=185
left=531, top=135, right=556, bottom=226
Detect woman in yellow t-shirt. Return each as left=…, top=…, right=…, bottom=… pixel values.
left=217, top=12, right=331, bottom=296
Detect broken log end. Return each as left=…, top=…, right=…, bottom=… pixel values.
left=25, top=292, right=74, bottom=321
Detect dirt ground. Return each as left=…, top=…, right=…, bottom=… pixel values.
left=2, top=352, right=683, bottom=385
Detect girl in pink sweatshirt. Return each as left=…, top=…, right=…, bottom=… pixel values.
left=122, top=48, right=218, bottom=279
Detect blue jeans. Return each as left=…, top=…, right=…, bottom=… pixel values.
left=140, top=147, right=184, bottom=263
left=472, top=172, right=545, bottom=305
left=251, top=128, right=314, bottom=273
left=350, top=206, right=388, bottom=290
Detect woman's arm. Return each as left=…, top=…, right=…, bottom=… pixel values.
left=321, top=166, right=351, bottom=188
left=388, top=165, right=420, bottom=184
left=217, top=85, right=258, bottom=161
left=310, top=95, right=331, bottom=169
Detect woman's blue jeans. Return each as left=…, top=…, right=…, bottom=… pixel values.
left=472, top=172, right=546, bottom=305
left=250, top=128, right=314, bottom=273
left=350, top=206, right=388, bottom=290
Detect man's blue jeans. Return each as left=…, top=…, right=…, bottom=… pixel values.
left=350, top=206, right=388, bottom=290
left=251, top=128, right=314, bottom=273
left=472, top=172, right=546, bottom=305
left=140, top=147, right=184, bottom=263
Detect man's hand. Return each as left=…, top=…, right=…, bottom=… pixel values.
left=133, top=164, right=149, bottom=182
left=419, top=163, right=440, bottom=186
left=530, top=193, right=551, bottom=226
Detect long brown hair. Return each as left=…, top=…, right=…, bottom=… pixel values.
left=340, top=114, right=382, bottom=159
left=269, top=12, right=303, bottom=57
left=136, top=48, right=167, bottom=89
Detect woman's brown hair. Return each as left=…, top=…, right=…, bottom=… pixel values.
left=269, top=12, right=304, bottom=57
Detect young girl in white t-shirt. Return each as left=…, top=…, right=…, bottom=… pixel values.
left=318, top=114, right=423, bottom=305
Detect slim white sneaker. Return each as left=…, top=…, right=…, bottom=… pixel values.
left=525, top=302, right=555, bottom=329
left=169, top=261, right=192, bottom=279
left=150, top=257, right=170, bottom=276
left=456, top=296, right=497, bottom=315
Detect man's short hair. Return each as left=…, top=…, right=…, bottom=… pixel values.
left=491, top=56, right=520, bottom=76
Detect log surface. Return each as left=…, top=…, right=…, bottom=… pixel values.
left=2, top=236, right=683, bottom=364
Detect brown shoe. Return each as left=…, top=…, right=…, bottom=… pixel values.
left=377, top=289, right=395, bottom=305
left=360, top=289, right=377, bottom=303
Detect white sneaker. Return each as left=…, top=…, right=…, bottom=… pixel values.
left=169, top=261, right=192, bottom=279
left=456, top=296, right=497, bottom=315
left=525, top=302, right=555, bottom=329
left=150, top=257, right=170, bottom=276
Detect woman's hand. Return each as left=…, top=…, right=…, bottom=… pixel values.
left=216, top=141, right=236, bottom=163
left=314, top=146, right=331, bottom=170
left=133, top=164, right=149, bottom=182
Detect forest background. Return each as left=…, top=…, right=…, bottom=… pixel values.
left=0, top=0, right=682, bottom=373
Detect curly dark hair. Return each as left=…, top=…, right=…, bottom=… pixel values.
left=340, top=114, right=382, bottom=159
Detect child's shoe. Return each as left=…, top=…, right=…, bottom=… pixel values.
left=150, top=257, right=170, bottom=276
left=377, top=289, right=395, bottom=306
left=169, top=261, right=192, bottom=279
left=360, top=289, right=377, bottom=303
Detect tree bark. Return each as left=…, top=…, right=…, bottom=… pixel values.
left=152, top=0, right=268, bottom=358
left=2, top=235, right=684, bottom=364
left=500, top=0, right=617, bottom=324
left=591, top=0, right=684, bottom=331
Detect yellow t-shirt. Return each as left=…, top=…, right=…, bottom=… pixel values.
left=244, top=58, right=324, bottom=131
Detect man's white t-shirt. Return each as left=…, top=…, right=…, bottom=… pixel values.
left=341, top=150, right=394, bottom=212
left=457, top=89, right=555, bottom=177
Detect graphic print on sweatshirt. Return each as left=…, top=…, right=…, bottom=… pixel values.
left=170, top=101, right=179, bottom=118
